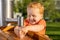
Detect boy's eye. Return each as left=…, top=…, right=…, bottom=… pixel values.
left=28, top=15, right=31, bottom=17
left=28, top=14, right=36, bottom=17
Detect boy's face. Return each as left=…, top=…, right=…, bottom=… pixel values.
left=27, top=8, right=43, bottom=24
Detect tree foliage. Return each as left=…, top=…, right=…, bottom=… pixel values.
left=13, top=0, right=60, bottom=22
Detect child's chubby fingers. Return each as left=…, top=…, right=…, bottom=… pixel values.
left=20, top=30, right=26, bottom=39
left=14, top=26, right=21, bottom=30
left=14, top=26, right=22, bottom=36
left=21, top=27, right=29, bottom=34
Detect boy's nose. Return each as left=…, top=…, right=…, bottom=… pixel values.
left=30, top=16, right=33, bottom=19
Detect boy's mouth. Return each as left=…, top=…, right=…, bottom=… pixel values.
left=30, top=19, right=36, bottom=22
left=30, top=19, right=36, bottom=24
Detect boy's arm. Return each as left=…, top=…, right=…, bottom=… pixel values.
left=22, top=20, right=46, bottom=33
left=27, top=25, right=44, bottom=32
left=23, top=24, right=45, bottom=32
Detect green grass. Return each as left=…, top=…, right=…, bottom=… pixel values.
left=46, top=31, right=60, bottom=35
left=46, top=22, right=60, bottom=40
left=47, top=22, right=60, bottom=27
left=46, top=27, right=60, bottom=31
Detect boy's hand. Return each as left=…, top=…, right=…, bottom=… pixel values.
left=14, top=26, right=20, bottom=29
left=20, top=30, right=25, bottom=39
left=21, top=27, right=29, bottom=34
left=14, top=26, right=22, bottom=37
left=20, top=27, right=29, bottom=39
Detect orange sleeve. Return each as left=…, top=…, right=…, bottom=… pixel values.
left=38, top=20, right=46, bottom=28
left=36, top=20, right=46, bottom=35
left=24, top=19, right=29, bottom=26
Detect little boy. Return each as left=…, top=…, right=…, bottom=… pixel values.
left=14, top=2, right=50, bottom=40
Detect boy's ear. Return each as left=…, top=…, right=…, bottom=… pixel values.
left=40, top=6, right=44, bottom=14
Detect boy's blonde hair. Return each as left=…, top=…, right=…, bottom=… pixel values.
left=27, top=2, right=44, bottom=14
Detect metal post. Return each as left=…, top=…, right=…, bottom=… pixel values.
left=6, top=0, right=14, bottom=18
left=0, top=0, right=3, bottom=26
left=0, top=0, right=6, bottom=27
left=17, top=16, right=24, bottom=27
left=0, top=0, right=14, bottom=27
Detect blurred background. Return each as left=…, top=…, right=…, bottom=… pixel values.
left=0, top=0, right=60, bottom=40
left=13, top=0, right=60, bottom=40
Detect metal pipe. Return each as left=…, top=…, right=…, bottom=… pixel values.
left=6, top=0, right=14, bottom=18
left=5, top=18, right=17, bottom=22
left=0, top=0, right=14, bottom=26
left=17, top=16, right=24, bottom=27
left=0, top=0, right=3, bottom=26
